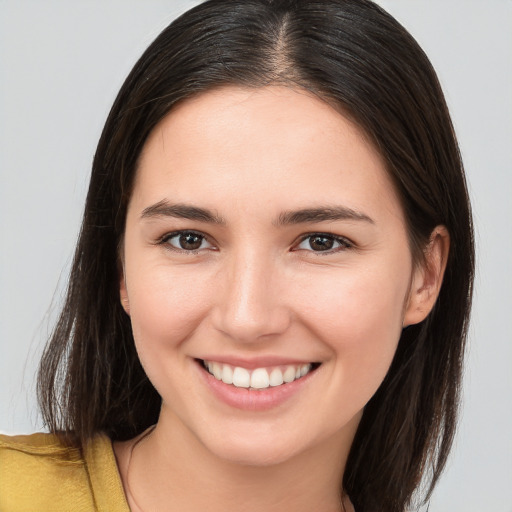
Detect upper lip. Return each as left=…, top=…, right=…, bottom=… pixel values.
left=197, top=355, right=317, bottom=369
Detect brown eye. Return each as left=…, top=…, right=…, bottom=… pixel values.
left=179, top=232, right=203, bottom=250
left=296, top=233, right=351, bottom=253
left=162, top=231, right=212, bottom=252
left=309, top=235, right=335, bottom=251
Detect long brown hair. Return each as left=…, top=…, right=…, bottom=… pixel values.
left=37, top=1, right=474, bottom=510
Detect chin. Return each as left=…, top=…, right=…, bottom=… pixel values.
left=208, top=435, right=302, bottom=467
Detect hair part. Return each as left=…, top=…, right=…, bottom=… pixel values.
left=38, top=1, right=474, bottom=511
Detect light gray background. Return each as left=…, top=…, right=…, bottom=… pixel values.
left=1, top=1, right=511, bottom=511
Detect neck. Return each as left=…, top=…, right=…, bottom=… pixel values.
left=117, top=409, right=357, bottom=512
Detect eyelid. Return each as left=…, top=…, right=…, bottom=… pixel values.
left=157, top=229, right=216, bottom=252
left=155, top=229, right=352, bottom=254
left=293, top=232, right=354, bottom=253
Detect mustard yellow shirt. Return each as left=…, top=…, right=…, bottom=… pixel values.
left=0, top=432, right=130, bottom=512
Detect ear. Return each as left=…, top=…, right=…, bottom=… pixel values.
left=119, top=264, right=131, bottom=316
left=403, top=226, right=450, bottom=327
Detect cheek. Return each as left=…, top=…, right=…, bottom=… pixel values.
left=126, top=264, right=212, bottom=359
left=299, top=261, right=408, bottom=333
left=295, top=262, right=409, bottom=395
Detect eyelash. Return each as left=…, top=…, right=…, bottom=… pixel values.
left=158, top=230, right=215, bottom=253
left=157, top=230, right=353, bottom=254
left=294, top=233, right=353, bottom=254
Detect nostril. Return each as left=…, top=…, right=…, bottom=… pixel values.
left=211, top=304, right=292, bottom=343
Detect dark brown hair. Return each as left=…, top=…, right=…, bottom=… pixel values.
left=37, top=1, right=474, bottom=510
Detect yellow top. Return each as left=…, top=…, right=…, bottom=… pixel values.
left=0, top=432, right=130, bottom=512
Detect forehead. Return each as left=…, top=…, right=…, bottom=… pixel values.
left=133, top=85, right=403, bottom=223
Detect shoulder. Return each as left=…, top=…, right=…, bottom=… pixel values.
left=0, top=432, right=93, bottom=511
left=0, top=432, right=129, bottom=512
left=0, top=431, right=84, bottom=462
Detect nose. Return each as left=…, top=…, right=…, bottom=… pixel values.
left=211, top=250, right=291, bottom=343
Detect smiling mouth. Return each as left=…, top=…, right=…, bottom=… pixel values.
left=199, top=359, right=320, bottom=390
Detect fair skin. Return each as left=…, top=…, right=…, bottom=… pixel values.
left=115, top=86, right=449, bottom=512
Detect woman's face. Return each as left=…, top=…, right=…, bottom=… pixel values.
left=120, top=86, right=431, bottom=466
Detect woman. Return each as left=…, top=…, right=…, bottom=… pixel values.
left=0, top=0, right=474, bottom=511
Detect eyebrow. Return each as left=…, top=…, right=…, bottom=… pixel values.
left=276, top=206, right=374, bottom=226
left=140, top=200, right=226, bottom=224
left=140, top=200, right=374, bottom=226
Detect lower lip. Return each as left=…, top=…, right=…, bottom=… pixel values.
left=195, top=360, right=317, bottom=411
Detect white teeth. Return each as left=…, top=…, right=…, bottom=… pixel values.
left=269, top=368, right=284, bottom=387
left=250, top=368, right=270, bottom=389
left=212, top=362, right=222, bottom=380
left=232, top=367, right=251, bottom=388
left=283, top=366, right=296, bottom=383
left=221, top=364, right=233, bottom=384
left=203, top=360, right=314, bottom=389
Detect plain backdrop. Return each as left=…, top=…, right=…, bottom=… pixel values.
left=1, top=1, right=511, bottom=511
